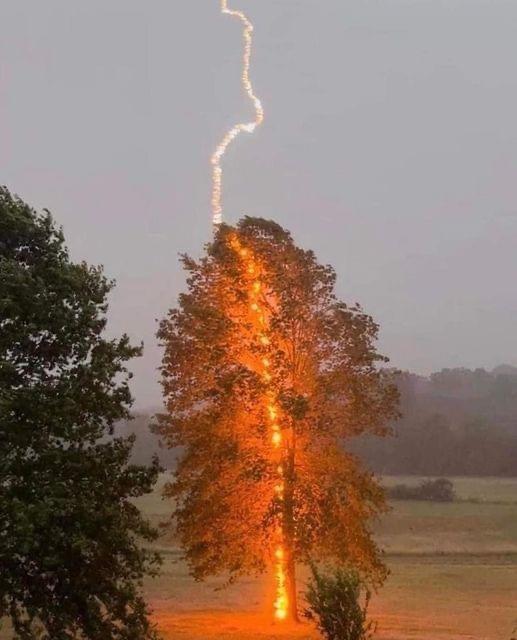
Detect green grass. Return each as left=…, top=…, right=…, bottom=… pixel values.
left=377, top=500, right=517, bottom=554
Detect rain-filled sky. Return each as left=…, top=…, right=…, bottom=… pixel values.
left=2, top=1, right=517, bottom=408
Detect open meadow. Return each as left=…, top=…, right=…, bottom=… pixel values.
left=140, top=476, right=517, bottom=640
left=2, top=476, right=515, bottom=640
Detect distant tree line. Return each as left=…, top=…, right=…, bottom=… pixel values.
left=123, top=366, right=517, bottom=478
left=354, top=366, right=517, bottom=477
left=387, top=478, right=455, bottom=502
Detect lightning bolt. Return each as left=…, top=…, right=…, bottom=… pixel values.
left=211, top=0, right=264, bottom=226
left=229, top=235, right=289, bottom=622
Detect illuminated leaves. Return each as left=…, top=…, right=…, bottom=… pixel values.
left=158, top=217, right=398, bottom=590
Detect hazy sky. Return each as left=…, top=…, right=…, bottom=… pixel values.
left=2, top=1, right=517, bottom=408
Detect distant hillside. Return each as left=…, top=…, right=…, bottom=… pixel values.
left=492, top=364, right=517, bottom=377
left=118, top=365, right=517, bottom=477
left=353, top=365, right=517, bottom=476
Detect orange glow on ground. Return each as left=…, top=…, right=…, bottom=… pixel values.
left=152, top=610, right=315, bottom=639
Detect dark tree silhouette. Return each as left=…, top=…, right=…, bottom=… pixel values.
left=0, top=187, right=160, bottom=639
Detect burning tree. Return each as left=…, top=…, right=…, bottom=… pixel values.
left=157, top=217, right=398, bottom=621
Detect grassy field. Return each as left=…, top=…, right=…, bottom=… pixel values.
left=139, top=475, right=517, bottom=640
left=1, top=477, right=516, bottom=639
left=145, top=555, right=517, bottom=640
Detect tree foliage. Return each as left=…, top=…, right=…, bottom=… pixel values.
left=157, top=217, right=398, bottom=612
left=0, top=187, right=160, bottom=639
left=303, top=563, right=375, bottom=640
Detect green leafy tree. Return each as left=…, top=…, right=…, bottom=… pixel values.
left=157, top=217, right=398, bottom=621
left=0, top=187, right=160, bottom=639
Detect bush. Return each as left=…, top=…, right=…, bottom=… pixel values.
left=303, top=564, right=376, bottom=640
left=387, top=478, right=455, bottom=502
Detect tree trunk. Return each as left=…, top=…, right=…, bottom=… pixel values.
left=283, top=445, right=300, bottom=623
left=286, top=546, right=299, bottom=622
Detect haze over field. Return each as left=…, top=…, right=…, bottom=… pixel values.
left=2, top=0, right=517, bottom=407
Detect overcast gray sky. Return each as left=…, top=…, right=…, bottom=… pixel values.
left=1, top=1, right=516, bottom=408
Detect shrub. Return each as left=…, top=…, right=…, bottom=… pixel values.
left=387, top=478, right=455, bottom=502
left=303, top=564, right=376, bottom=640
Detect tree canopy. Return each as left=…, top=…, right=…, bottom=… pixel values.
left=0, top=187, right=160, bottom=639
left=157, top=217, right=398, bottom=620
